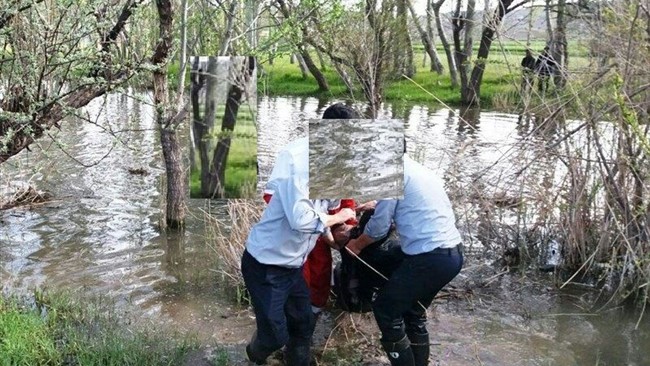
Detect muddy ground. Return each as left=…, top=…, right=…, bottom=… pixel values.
left=177, top=257, right=646, bottom=366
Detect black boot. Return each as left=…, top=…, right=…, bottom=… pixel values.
left=381, top=335, right=415, bottom=366
left=284, top=337, right=311, bottom=366
left=246, top=331, right=271, bottom=365
left=407, top=332, right=430, bottom=366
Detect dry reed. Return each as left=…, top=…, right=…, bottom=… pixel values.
left=204, top=199, right=264, bottom=302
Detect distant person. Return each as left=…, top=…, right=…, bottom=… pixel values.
left=520, top=49, right=536, bottom=93
left=535, top=46, right=557, bottom=94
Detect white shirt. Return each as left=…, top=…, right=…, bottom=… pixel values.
left=364, top=154, right=461, bottom=255
left=247, top=137, right=334, bottom=268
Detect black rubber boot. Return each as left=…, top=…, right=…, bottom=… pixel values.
left=381, top=335, right=415, bottom=366
left=284, top=337, right=311, bottom=366
left=246, top=331, right=271, bottom=365
left=407, top=332, right=430, bottom=366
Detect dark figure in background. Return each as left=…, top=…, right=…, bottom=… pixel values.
left=535, top=46, right=557, bottom=94
left=521, top=49, right=536, bottom=94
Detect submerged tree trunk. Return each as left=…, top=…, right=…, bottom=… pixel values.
left=160, top=129, right=186, bottom=228
left=153, top=0, right=189, bottom=229
left=408, top=0, right=443, bottom=74
left=432, top=0, right=458, bottom=87
left=453, top=0, right=475, bottom=104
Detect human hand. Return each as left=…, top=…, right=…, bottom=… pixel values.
left=345, top=240, right=361, bottom=256
left=336, top=208, right=356, bottom=224
left=332, top=224, right=353, bottom=248
left=356, top=200, right=377, bottom=212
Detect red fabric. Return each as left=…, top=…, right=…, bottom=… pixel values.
left=302, top=238, right=333, bottom=308
left=262, top=192, right=334, bottom=308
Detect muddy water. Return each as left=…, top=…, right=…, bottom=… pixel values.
left=1, top=93, right=649, bottom=365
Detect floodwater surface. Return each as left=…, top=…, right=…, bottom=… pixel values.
left=1, top=93, right=649, bottom=365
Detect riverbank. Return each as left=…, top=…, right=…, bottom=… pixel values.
left=0, top=290, right=195, bottom=365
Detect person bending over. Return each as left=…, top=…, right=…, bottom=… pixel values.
left=346, top=149, right=464, bottom=366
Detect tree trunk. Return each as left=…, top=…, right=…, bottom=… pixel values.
left=453, top=0, right=475, bottom=104
left=552, top=0, right=567, bottom=88
left=208, top=56, right=256, bottom=198
left=466, top=0, right=519, bottom=106
left=393, top=0, right=415, bottom=78
left=432, top=0, right=458, bottom=87
left=160, top=129, right=186, bottom=228
left=219, top=0, right=238, bottom=56
left=200, top=57, right=219, bottom=197
left=190, top=57, right=205, bottom=173
left=296, top=53, right=309, bottom=79
left=177, top=0, right=189, bottom=97
left=153, top=0, right=187, bottom=228
left=299, top=45, right=329, bottom=91
left=408, top=0, right=443, bottom=74
left=545, top=0, right=554, bottom=43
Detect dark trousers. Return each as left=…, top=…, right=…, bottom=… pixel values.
left=372, top=246, right=464, bottom=343
left=241, top=250, right=314, bottom=360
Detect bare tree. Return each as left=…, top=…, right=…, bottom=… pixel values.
left=408, top=0, right=443, bottom=74
left=452, top=0, right=475, bottom=102
left=431, top=0, right=458, bottom=87
left=0, top=0, right=144, bottom=163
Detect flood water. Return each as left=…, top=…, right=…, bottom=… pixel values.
left=1, top=93, right=649, bottom=365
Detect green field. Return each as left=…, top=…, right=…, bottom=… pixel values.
left=256, top=43, right=593, bottom=107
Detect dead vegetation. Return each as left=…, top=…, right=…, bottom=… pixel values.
left=204, top=199, right=264, bottom=303
left=0, top=184, right=52, bottom=210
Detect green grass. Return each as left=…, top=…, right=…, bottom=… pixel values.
left=254, top=47, right=593, bottom=107
left=189, top=108, right=257, bottom=199
left=166, top=40, right=595, bottom=108
left=0, top=290, right=194, bottom=366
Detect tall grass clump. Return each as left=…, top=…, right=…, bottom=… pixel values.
left=205, top=199, right=265, bottom=304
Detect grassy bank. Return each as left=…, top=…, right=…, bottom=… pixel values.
left=257, top=50, right=591, bottom=107
left=0, top=290, right=195, bottom=366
